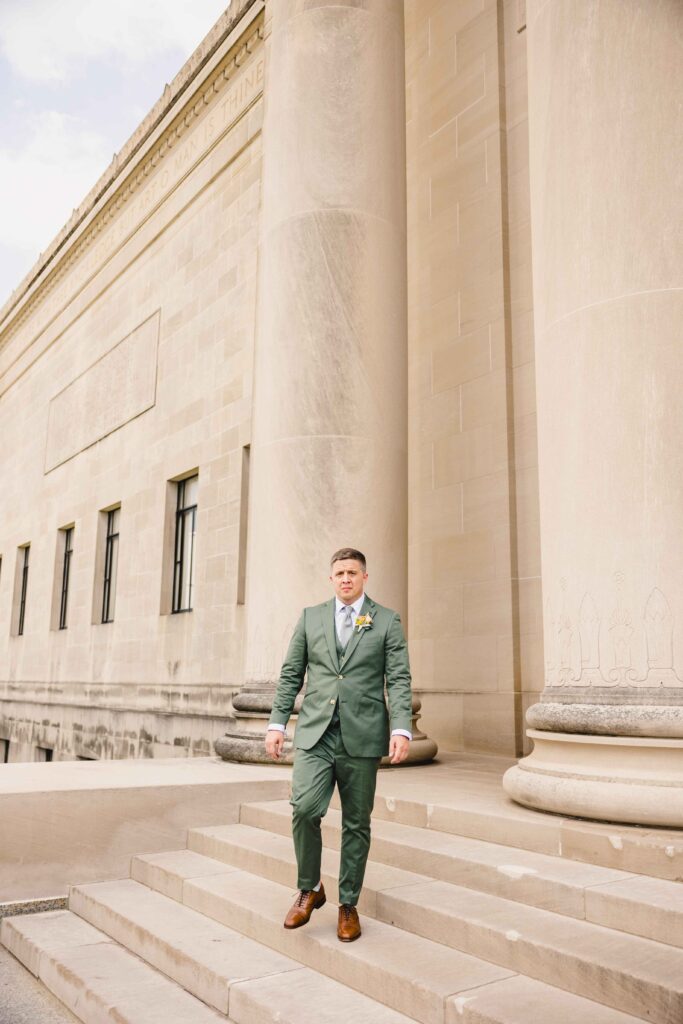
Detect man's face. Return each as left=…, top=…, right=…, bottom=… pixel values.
left=330, top=559, right=368, bottom=605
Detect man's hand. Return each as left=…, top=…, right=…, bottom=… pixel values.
left=265, top=729, right=285, bottom=761
left=388, top=735, right=410, bottom=765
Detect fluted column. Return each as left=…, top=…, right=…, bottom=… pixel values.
left=504, top=0, right=683, bottom=824
left=216, top=0, right=436, bottom=764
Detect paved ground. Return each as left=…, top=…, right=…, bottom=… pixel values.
left=0, top=944, right=77, bottom=1023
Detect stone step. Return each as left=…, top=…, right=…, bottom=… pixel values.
left=113, top=858, right=512, bottom=1024
left=67, top=877, right=301, bottom=1015
left=187, top=820, right=427, bottom=915
left=377, top=878, right=683, bottom=1024
left=359, top=780, right=683, bottom=881
left=179, top=824, right=683, bottom=1023
left=583, top=873, right=683, bottom=950
left=196, top=812, right=683, bottom=954
left=364, top=781, right=565, bottom=857
left=133, top=849, right=643, bottom=1024
left=0, top=909, right=229, bottom=1024
left=65, top=879, right=419, bottom=1024
left=239, top=799, right=638, bottom=921
left=448, top=975, right=642, bottom=1024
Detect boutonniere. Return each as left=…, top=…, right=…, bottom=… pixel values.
left=354, top=613, right=373, bottom=633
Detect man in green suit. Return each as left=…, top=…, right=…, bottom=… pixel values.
left=265, top=547, right=412, bottom=942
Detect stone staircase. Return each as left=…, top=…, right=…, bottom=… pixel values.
left=3, top=790, right=683, bottom=1024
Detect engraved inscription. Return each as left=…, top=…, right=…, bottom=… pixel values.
left=45, top=310, right=160, bottom=472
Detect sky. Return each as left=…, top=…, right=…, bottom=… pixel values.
left=0, top=0, right=233, bottom=308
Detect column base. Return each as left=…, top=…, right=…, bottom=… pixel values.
left=214, top=718, right=297, bottom=766
left=503, top=729, right=683, bottom=828
left=214, top=685, right=299, bottom=765
left=214, top=693, right=438, bottom=767
left=381, top=725, right=438, bottom=768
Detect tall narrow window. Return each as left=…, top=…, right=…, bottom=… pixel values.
left=102, top=508, right=120, bottom=623
left=172, top=475, right=198, bottom=613
left=59, top=527, right=73, bottom=630
left=18, top=545, right=29, bottom=636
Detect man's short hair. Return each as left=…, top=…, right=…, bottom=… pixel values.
left=330, top=547, right=366, bottom=571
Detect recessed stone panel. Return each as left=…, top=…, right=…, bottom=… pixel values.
left=45, top=311, right=160, bottom=472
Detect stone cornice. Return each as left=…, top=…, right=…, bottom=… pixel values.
left=0, top=0, right=264, bottom=353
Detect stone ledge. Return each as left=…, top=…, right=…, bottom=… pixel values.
left=0, top=757, right=291, bottom=902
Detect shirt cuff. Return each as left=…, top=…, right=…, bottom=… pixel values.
left=391, top=729, right=412, bottom=740
left=267, top=724, right=286, bottom=733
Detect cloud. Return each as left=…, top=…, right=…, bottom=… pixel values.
left=0, top=109, right=110, bottom=257
left=0, top=0, right=232, bottom=83
left=0, top=0, right=232, bottom=303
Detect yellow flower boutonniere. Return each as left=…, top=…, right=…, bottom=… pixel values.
left=354, top=613, right=373, bottom=633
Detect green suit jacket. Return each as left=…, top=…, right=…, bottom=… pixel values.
left=269, top=595, right=413, bottom=757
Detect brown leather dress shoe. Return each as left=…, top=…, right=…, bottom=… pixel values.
left=283, top=884, right=326, bottom=929
left=337, top=904, right=361, bottom=941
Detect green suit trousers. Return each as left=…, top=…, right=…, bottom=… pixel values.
left=291, top=715, right=380, bottom=906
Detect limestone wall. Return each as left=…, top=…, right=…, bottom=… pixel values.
left=405, top=0, right=542, bottom=755
left=0, top=4, right=266, bottom=760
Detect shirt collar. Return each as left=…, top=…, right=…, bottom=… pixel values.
left=335, top=593, right=365, bottom=618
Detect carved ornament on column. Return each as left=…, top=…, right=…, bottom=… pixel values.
left=543, top=577, right=683, bottom=692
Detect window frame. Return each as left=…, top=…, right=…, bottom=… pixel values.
left=171, top=475, right=198, bottom=613
left=101, top=508, right=120, bottom=624
left=58, top=527, right=74, bottom=630
left=18, top=545, right=29, bottom=636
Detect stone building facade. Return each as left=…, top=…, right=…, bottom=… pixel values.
left=0, top=0, right=681, bottom=823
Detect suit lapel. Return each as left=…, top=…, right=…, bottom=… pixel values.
left=321, top=599, right=339, bottom=672
left=339, top=596, right=376, bottom=671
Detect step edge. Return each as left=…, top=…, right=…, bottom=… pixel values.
left=71, top=880, right=432, bottom=1024
left=235, top=812, right=683, bottom=935
left=3, top=908, right=231, bottom=1023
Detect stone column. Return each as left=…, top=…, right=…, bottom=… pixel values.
left=216, top=0, right=437, bottom=765
left=503, top=1, right=683, bottom=824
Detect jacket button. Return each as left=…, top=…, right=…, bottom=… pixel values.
left=329, top=699, right=335, bottom=704
left=338, top=674, right=344, bottom=679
